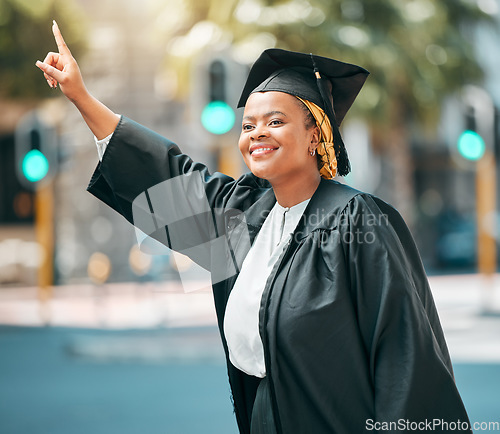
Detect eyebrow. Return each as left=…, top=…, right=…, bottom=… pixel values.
left=242, top=110, right=288, bottom=121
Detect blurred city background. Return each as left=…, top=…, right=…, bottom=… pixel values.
left=1, top=0, right=500, bottom=432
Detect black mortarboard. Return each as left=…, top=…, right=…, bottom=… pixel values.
left=237, top=48, right=369, bottom=176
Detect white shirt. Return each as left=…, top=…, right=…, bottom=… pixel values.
left=95, top=131, right=310, bottom=377
left=223, top=198, right=310, bottom=377
left=95, top=132, right=113, bottom=161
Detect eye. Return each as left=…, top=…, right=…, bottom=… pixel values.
left=242, top=124, right=254, bottom=131
left=269, top=119, right=283, bottom=126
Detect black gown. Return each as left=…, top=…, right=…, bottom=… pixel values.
left=88, top=116, right=471, bottom=434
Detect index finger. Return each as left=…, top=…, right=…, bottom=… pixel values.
left=52, top=20, right=72, bottom=56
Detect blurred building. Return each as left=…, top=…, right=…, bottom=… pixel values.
left=344, top=7, right=500, bottom=273
left=50, top=0, right=248, bottom=285
left=52, top=0, right=193, bottom=285
left=2, top=0, right=500, bottom=287
left=412, top=11, right=500, bottom=272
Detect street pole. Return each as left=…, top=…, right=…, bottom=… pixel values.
left=476, top=150, right=497, bottom=274
left=476, top=150, right=497, bottom=314
left=463, top=86, right=497, bottom=313
left=35, top=179, right=54, bottom=324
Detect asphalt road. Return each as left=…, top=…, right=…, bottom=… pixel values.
left=0, top=325, right=238, bottom=434
left=0, top=325, right=499, bottom=434
left=0, top=274, right=499, bottom=433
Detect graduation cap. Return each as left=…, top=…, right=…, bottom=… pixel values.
left=237, top=48, right=369, bottom=176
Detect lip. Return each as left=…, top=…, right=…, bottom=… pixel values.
left=249, top=144, right=279, bottom=156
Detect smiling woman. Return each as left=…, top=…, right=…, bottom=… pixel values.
left=238, top=92, right=321, bottom=205
left=37, top=22, right=472, bottom=434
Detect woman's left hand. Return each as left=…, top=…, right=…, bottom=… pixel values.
left=35, top=20, right=89, bottom=104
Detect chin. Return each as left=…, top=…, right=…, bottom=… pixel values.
left=248, top=162, right=274, bottom=181
left=250, top=168, right=271, bottom=180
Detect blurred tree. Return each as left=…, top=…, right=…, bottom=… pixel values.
left=154, top=0, right=493, bottom=223
left=0, top=0, right=87, bottom=99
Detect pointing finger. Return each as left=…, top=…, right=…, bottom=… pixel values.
left=52, top=20, right=72, bottom=56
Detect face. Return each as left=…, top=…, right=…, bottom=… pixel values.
left=239, top=91, right=319, bottom=186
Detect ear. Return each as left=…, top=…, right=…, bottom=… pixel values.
left=309, top=125, right=320, bottom=148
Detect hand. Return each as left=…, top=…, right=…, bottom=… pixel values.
left=36, top=21, right=88, bottom=103
left=36, top=20, right=119, bottom=139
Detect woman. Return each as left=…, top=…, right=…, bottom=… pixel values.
left=37, top=21, right=471, bottom=433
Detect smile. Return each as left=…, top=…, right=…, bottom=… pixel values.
left=250, top=147, right=278, bottom=156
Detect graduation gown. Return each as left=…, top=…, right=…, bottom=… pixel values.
left=87, top=116, right=471, bottom=434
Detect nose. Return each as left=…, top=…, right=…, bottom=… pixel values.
left=250, top=125, right=269, bottom=140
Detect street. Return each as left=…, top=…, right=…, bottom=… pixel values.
left=0, top=274, right=499, bottom=433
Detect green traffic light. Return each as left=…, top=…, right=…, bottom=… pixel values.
left=22, top=149, right=49, bottom=182
left=201, top=101, right=235, bottom=135
left=457, top=130, right=485, bottom=161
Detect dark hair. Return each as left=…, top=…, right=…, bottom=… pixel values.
left=294, top=98, right=316, bottom=130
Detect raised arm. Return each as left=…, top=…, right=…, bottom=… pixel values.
left=36, top=21, right=119, bottom=140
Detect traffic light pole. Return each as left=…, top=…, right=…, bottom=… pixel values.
left=15, top=109, right=58, bottom=322
left=35, top=180, right=54, bottom=323
left=476, top=151, right=497, bottom=272
left=476, top=151, right=497, bottom=314
left=462, top=86, right=498, bottom=314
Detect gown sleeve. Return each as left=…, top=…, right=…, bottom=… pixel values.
left=86, top=116, right=241, bottom=269
left=341, top=193, right=471, bottom=431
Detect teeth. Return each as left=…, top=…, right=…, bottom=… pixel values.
left=252, top=148, right=275, bottom=154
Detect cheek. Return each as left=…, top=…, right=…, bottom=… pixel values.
left=289, top=133, right=309, bottom=156
left=238, top=134, right=248, bottom=156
